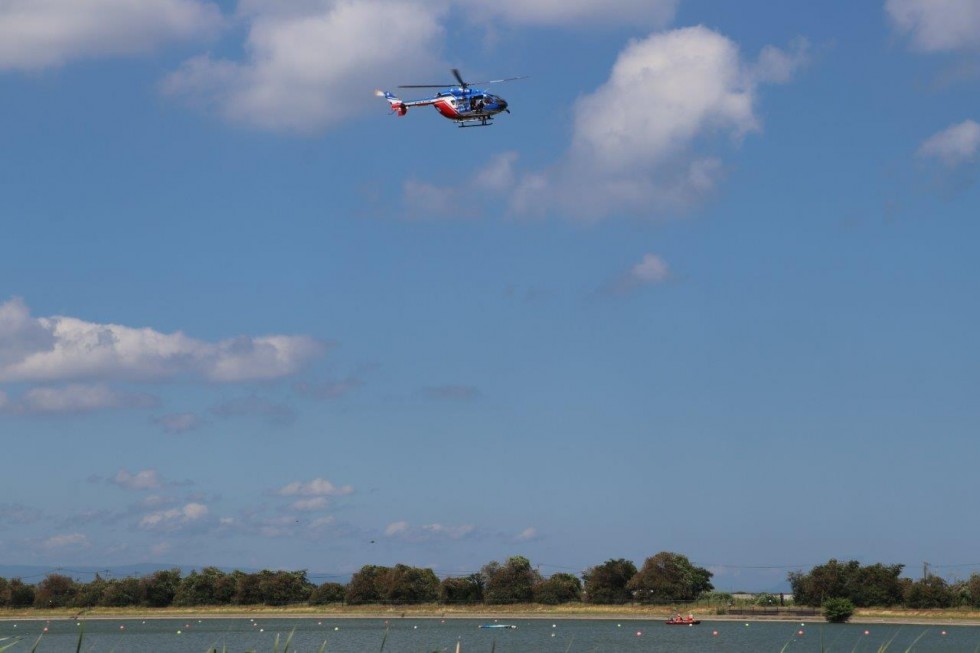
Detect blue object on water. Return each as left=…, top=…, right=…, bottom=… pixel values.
left=479, top=624, right=517, bottom=629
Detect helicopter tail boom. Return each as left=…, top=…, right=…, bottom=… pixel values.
left=375, top=90, right=408, bottom=116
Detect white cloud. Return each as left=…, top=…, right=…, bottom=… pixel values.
left=886, top=0, right=980, bottom=52
left=507, top=27, right=805, bottom=221
left=385, top=520, right=409, bottom=536
left=150, top=542, right=173, bottom=557
left=631, top=253, right=671, bottom=284
left=401, top=152, right=518, bottom=219
left=918, top=119, right=980, bottom=166
left=112, top=468, right=162, bottom=491
left=384, top=520, right=474, bottom=540
left=0, top=298, right=324, bottom=384
left=277, top=477, right=354, bottom=497
left=163, top=0, right=444, bottom=133
left=290, top=497, right=329, bottom=511
left=515, top=527, right=538, bottom=542
left=0, top=383, right=155, bottom=414
left=41, top=532, right=90, bottom=550
left=0, top=0, right=223, bottom=71
left=464, top=0, right=676, bottom=28
left=601, top=253, right=671, bottom=295
left=421, top=522, right=475, bottom=539
left=139, top=502, right=209, bottom=530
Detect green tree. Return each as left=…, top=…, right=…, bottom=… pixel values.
left=140, top=569, right=181, bottom=607
left=904, top=576, right=954, bottom=609
left=0, top=577, right=8, bottom=608
left=6, top=578, right=35, bottom=608
left=232, top=571, right=262, bottom=605
left=33, top=574, right=79, bottom=608
left=965, top=573, right=980, bottom=609
left=100, top=577, right=142, bottom=607
left=823, top=597, right=855, bottom=623
left=482, top=556, right=541, bottom=604
left=627, top=552, right=713, bottom=603
left=852, top=564, right=905, bottom=607
left=378, top=565, right=439, bottom=604
left=533, top=573, right=582, bottom=605
left=440, top=575, right=484, bottom=604
left=309, top=582, right=346, bottom=605
left=174, top=567, right=233, bottom=606
left=583, top=559, right=637, bottom=605
left=256, top=570, right=312, bottom=606
left=788, top=559, right=858, bottom=607
left=788, top=560, right=905, bottom=608
left=73, top=574, right=108, bottom=607
left=345, top=565, right=388, bottom=605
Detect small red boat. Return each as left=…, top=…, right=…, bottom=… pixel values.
left=666, top=617, right=701, bottom=625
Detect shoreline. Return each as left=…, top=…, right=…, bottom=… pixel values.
left=3, top=606, right=980, bottom=627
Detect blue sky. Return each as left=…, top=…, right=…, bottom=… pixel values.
left=1, top=0, right=979, bottom=592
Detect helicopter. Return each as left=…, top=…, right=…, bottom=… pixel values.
left=375, top=68, right=525, bottom=127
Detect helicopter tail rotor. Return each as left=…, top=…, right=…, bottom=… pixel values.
left=375, top=89, right=407, bottom=116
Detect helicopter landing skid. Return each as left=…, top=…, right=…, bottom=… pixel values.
left=458, top=119, right=493, bottom=128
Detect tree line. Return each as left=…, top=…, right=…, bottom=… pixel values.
left=788, top=559, right=980, bottom=609
left=7, top=555, right=976, bottom=610
left=0, top=552, right=713, bottom=609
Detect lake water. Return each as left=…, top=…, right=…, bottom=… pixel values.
left=0, top=617, right=977, bottom=652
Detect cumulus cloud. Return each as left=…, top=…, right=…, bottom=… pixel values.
left=139, top=502, right=209, bottom=530
left=603, top=253, right=671, bottom=295
left=277, top=478, right=354, bottom=497
left=397, top=28, right=803, bottom=222
left=886, top=0, right=980, bottom=52
left=515, top=527, right=539, bottom=542
left=290, top=497, right=330, bottom=511
left=111, top=468, right=162, bottom=491
left=421, top=522, right=475, bottom=539
left=0, top=298, right=324, bottom=384
left=162, top=0, right=444, bottom=133
left=918, top=119, right=980, bottom=166
left=384, top=520, right=409, bottom=537
left=0, top=383, right=156, bottom=415
left=0, top=0, right=223, bottom=71
left=510, top=27, right=807, bottom=220
left=41, top=532, right=90, bottom=550
left=463, top=0, right=676, bottom=28
left=384, top=520, right=474, bottom=540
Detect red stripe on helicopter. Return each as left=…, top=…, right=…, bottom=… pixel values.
left=435, top=98, right=459, bottom=118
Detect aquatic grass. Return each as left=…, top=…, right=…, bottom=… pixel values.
left=876, top=626, right=902, bottom=653
left=902, top=630, right=928, bottom=653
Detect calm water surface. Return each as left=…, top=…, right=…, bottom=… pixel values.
left=1, top=617, right=977, bottom=652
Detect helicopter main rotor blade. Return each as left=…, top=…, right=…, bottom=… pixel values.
left=472, top=76, right=528, bottom=85
left=452, top=68, right=467, bottom=88
left=398, top=84, right=451, bottom=88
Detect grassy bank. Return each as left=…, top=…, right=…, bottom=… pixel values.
left=3, top=604, right=980, bottom=625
